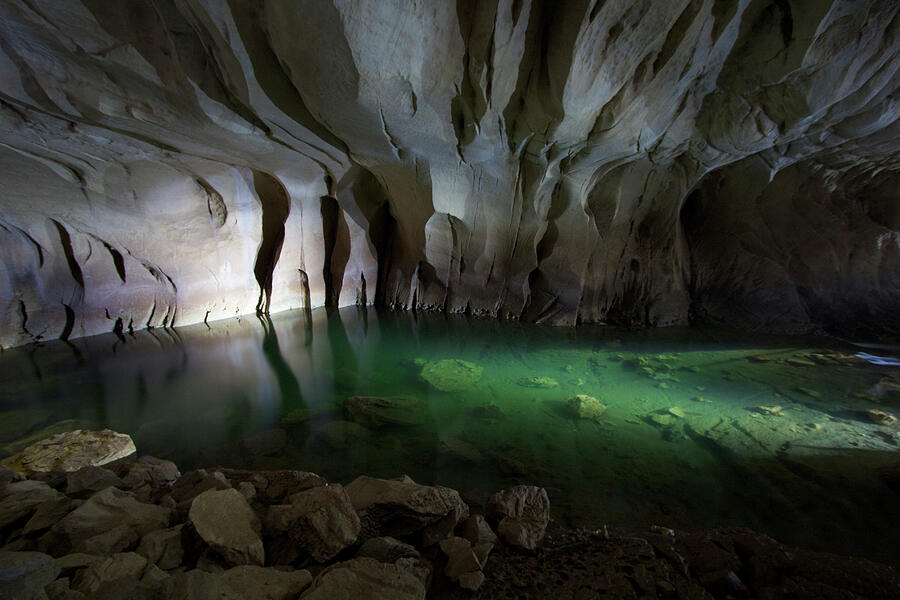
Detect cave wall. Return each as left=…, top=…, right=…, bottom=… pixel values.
left=0, top=0, right=897, bottom=348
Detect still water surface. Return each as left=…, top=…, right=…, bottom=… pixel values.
left=2, top=308, right=899, bottom=563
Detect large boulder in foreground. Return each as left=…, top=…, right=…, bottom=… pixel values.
left=188, top=488, right=264, bottom=566
left=45, top=486, right=171, bottom=555
left=345, top=475, right=468, bottom=538
left=0, top=550, right=60, bottom=600
left=487, top=486, right=550, bottom=550
left=267, top=484, right=361, bottom=562
left=300, top=557, right=425, bottom=600
left=1, top=429, right=136, bottom=475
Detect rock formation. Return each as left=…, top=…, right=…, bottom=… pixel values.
left=0, top=0, right=897, bottom=347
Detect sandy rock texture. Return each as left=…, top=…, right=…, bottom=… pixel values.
left=0, top=0, right=897, bottom=347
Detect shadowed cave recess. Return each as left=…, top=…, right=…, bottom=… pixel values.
left=0, top=0, right=896, bottom=348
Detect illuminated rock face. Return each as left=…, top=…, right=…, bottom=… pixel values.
left=0, top=0, right=897, bottom=347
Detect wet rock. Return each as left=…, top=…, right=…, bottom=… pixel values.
left=869, top=377, right=900, bottom=400
left=300, top=557, right=425, bottom=599
left=461, top=514, right=499, bottom=546
left=116, top=456, right=181, bottom=489
left=345, top=475, right=468, bottom=538
left=422, top=501, right=469, bottom=547
left=668, top=407, right=686, bottom=418
left=266, top=484, right=360, bottom=562
left=787, top=357, right=817, bottom=367
left=487, top=486, right=550, bottom=550
left=497, top=448, right=538, bottom=477
left=438, top=436, right=483, bottom=464
left=46, top=486, right=171, bottom=556
left=795, top=387, right=822, bottom=399
left=756, top=405, right=784, bottom=417
left=137, top=524, right=184, bottom=570
left=569, top=394, right=607, bottom=422
left=0, top=480, right=62, bottom=530
left=188, top=488, right=264, bottom=567
left=0, top=550, right=60, bottom=600
left=344, top=396, right=426, bottom=428
left=420, top=359, right=483, bottom=392
left=221, top=565, right=312, bottom=600
left=517, top=376, right=559, bottom=388
left=0, top=465, right=24, bottom=487
left=65, top=467, right=123, bottom=498
left=867, top=409, right=898, bottom=426
left=1, top=429, right=136, bottom=475
left=71, top=552, right=147, bottom=594
left=648, top=413, right=675, bottom=428
left=747, top=355, right=771, bottom=363
left=467, top=404, right=504, bottom=422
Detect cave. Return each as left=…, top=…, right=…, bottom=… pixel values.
left=0, top=1, right=899, bottom=598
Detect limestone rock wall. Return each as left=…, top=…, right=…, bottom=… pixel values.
left=0, top=0, right=897, bottom=347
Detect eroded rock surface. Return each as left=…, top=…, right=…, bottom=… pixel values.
left=0, top=1, right=895, bottom=348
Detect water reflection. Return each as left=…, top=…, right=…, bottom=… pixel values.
left=0, top=307, right=899, bottom=563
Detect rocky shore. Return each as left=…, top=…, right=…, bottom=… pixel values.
left=1, top=430, right=899, bottom=599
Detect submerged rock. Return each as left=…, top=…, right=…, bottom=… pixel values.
left=2, top=429, right=136, bottom=475
left=188, top=488, right=264, bottom=567
left=517, top=376, right=559, bottom=388
left=487, top=486, right=550, bottom=551
left=569, top=394, right=607, bottom=422
left=867, top=409, right=898, bottom=426
left=343, top=396, right=426, bottom=428
left=438, top=436, right=483, bottom=464
left=420, top=359, right=483, bottom=392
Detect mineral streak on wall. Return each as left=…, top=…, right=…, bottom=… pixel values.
left=0, top=0, right=897, bottom=348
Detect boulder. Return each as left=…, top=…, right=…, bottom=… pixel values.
left=420, top=360, right=483, bottom=392
left=46, top=486, right=171, bottom=556
left=487, top=486, right=550, bottom=550
left=0, top=551, right=60, bottom=600
left=0, top=480, right=62, bottom=530
left=357, top=537, right=420, bottom=563
left=300, top=557, right=425, bottom=599
left=169, top=470, right=232, bottom=507
left=1, top=430, right=136, bottom=475
left=137, top=524, right=184, bottom=570
left=357, top=537, right=432, bottom=588
left=218, top=469, right=325, bottom=504
left=439, top=536, right=482, bottom=579
left=460, top=515, right=499, bottom=546
left=343, top=396, right=426, bottom=428
left=438, top=437, right=483, bottom=464
left=116, top=456, right=181, bottom=489
left=159, top=569, right=243, bottom=600
left=23, top=495, right=75, bottom=535
left=266, top=484, right=360, bottom=562
left=867, top=409, right=898, bottom=426
left=221, top=565, right=312, bottom=600
left=188, top=488, right=264, bottom=567
left=71, top=552, right=147, bottom=594
left=569, top=395, right=607, bottom=422
left=345, top=475, right=468, bottom=537
left=65, top=467, right=123, bottom=498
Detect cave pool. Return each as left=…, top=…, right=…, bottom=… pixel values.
left=1, top=307, right=899, bottom=564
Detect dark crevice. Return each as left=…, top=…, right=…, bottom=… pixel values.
left=773, top=0, right=793, bottom=46
left=198, top=177, right=227, bottom=229
left=50, top=219, right=85, bottom=289
left=94, top=237, right=126, bottom=283
left=60, top=303, right=75, bottom=341
left=252, top=170, right=290, bottom=314
left=320, top=194, right=350, bottom=307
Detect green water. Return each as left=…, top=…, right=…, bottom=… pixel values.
left=2, top=307, right=899, bottom=563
